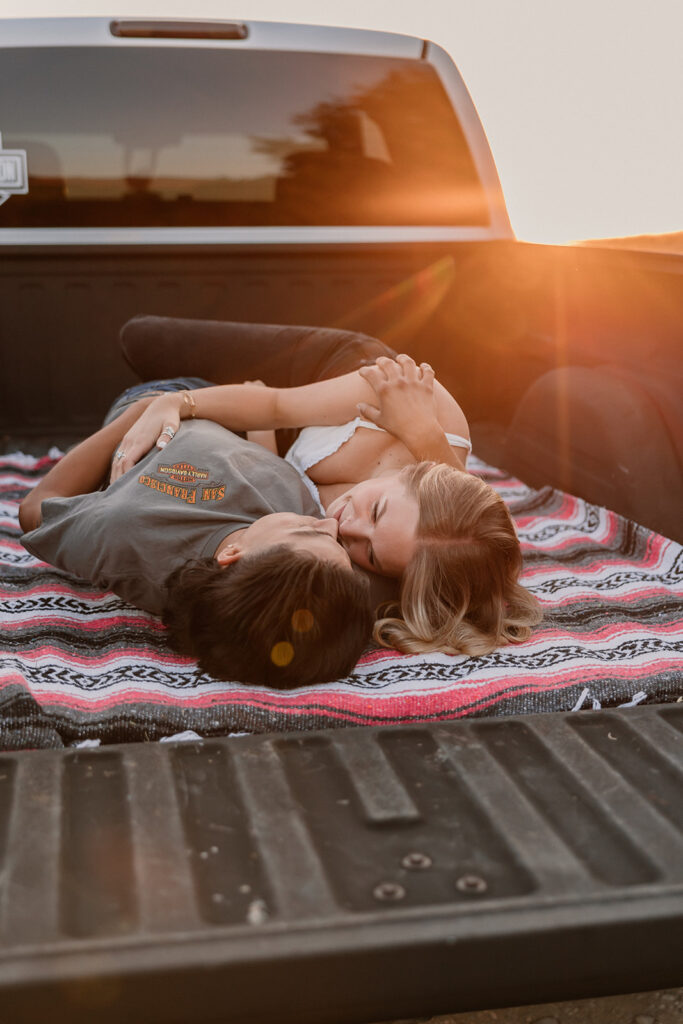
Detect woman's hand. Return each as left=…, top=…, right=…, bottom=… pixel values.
left=109, top=392, right=184, bottom=483
left=357, top=354, right=466, bottom=469
left=357, top=354, right=439, bottom=445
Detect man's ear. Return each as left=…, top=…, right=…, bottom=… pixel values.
left=215, top=544, right=243, bottom=568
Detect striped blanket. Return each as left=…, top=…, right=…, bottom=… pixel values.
left=1, top=451, right=682, bottom=750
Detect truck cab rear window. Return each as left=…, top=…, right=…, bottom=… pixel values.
left=0, top=46, right=489, bottom=228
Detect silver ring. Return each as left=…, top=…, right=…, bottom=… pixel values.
left=161, top=426, right=176, bottom=439
left=115, top=449, right=125, bottom=460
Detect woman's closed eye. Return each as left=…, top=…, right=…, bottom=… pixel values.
left=372, top=498, right=387, bottom=524
left=368, top=499, right=387, bottom=570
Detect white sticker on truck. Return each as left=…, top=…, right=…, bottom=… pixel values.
left=0, top=133, right=29, bottom=206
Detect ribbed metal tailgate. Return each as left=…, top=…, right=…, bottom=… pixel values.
left=0, top=705, right=681, bottom=1023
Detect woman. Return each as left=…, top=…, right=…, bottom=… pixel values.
left=113, top=348, right=542, bottom=656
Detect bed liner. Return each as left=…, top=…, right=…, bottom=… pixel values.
left=0, top=703, right=681, bottom=1023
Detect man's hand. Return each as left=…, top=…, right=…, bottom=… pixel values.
left=110, top=392, right=184, bottom=483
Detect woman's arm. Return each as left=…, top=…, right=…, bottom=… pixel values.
left=110, top=373, right=381, bottom=480
left=243, top=379, right=279, bottom=454
left=110, top=359, right=470, bottom=482
left=19, top=397, right=157, bottom=533
left=196, top=363, right=469, bottom=440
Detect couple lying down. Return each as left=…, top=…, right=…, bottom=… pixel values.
left=19, top=317, right=541, bottom=688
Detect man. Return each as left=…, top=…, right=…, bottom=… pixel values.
left=20, top=387, right=374, bottom=688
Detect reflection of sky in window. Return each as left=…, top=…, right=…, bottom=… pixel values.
left=0, top=48, right=401, bottom=180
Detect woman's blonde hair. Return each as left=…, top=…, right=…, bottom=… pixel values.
left=374, top=463, right=542, bottom=656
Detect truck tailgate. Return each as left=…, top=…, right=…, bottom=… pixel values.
left=0, top=703, right=681, bottom=1022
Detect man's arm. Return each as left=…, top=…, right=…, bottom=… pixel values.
left=19, top=397, right=156, bottom=533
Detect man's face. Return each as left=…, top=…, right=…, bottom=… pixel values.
left=235, top=513, right=353, bottom=570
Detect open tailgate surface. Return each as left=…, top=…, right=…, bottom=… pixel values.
left=0, top=704, right=681, bottom=1023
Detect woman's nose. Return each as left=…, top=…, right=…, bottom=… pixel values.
left=339, top=516, right=368, bottom=541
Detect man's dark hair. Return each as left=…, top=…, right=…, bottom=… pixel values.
left=162, top=547, right=373, bottom=688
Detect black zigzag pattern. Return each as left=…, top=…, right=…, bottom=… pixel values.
left=3, top=657, right=202, bottom=692
left=349, top=637, right=683, bottom=688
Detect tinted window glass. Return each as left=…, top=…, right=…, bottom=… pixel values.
left=0, top=47, right=488, bottom=228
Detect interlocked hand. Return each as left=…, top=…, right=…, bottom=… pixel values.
left=357, top=354, right=437, bottom=445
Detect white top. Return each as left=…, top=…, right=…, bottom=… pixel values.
left=285, top=418, right=472, bottom=512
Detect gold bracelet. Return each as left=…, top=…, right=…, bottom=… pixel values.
left=182, top=391, right=196, bottom=419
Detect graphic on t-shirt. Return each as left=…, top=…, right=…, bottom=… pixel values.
left=157, top=461, right=209, bottom=484
left=139, top=470, right=226, bottom=505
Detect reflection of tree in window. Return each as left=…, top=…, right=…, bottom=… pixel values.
left=273, top=67, right=488, bottom=226
left=0, top=53, right=488, bottom=228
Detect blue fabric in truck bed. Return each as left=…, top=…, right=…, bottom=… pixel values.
left=1, top=451, right=682, bottom=750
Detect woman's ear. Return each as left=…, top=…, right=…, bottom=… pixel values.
left=215, top=544, right=243, bottom=568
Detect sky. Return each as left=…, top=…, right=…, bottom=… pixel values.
left=3, top=0, right=682, bottom=244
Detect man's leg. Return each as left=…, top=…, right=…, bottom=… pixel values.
left=119, top=316, right=396, bottom=389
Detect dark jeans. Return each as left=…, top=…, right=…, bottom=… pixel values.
left=118, top=315, right=397, bottom=453
left=103, top=377, right=211, bottom=426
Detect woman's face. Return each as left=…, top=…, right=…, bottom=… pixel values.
left=325, top=473, right=419, bottom=577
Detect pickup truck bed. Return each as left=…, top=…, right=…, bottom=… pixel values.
left=1, top=16, right=681, bottom=1020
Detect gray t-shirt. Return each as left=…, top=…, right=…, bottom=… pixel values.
left=22, top=421, right=319, bottom=614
